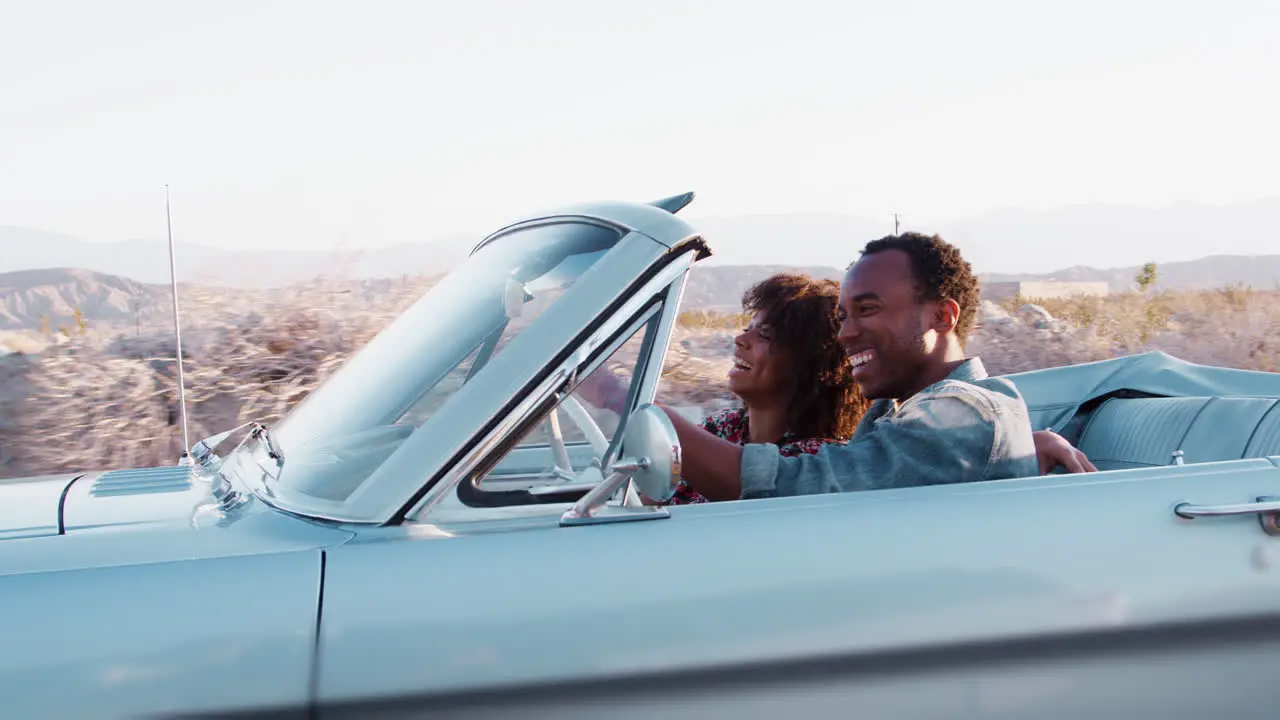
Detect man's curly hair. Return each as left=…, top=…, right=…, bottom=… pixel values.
left=743, top=273, right=867, bottom=441
left=860, top=232, right=981, bottom=341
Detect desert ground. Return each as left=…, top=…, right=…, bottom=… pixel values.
left=2, top=278, right=1278, bottom=479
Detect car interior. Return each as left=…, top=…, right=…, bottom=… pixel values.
left=1049, top=391, right=1280, bottom=472
left=459, top=389, right=1280, bottom=511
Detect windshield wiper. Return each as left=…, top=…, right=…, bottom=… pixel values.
left=190, top=420, right=284, bottom=478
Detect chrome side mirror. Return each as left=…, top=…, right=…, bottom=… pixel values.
left=559, top=404, right=681, bottom=526
left=616, top=403, right=682, bottom=503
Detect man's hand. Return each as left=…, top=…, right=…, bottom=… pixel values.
left=574, top=366, right=630, bottom=415
left=1032, top=429, right=1096, bottom=474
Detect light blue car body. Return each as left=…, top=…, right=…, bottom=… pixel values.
left=3, top=194, right=1280, bottom=719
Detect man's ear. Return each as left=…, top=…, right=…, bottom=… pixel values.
left=932, top=298, right=961, bottom=334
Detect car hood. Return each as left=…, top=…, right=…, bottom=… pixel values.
left=0, top=473, right=82, bottom=540
left=0, top=464, right=356, bottom=578
left=0, top=464, right=341, bottom=539
left=0, top=466, right=214, bottom=540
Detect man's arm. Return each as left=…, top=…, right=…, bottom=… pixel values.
left=740, top=390, right=1019, bottom=498
left=660, top=395, right=998, bottom=500
left=664, top=400, right=1080, bottom=502
left=1033, top=430, right=1097, bottom=473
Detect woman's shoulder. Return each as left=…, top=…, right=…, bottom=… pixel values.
left=778, top=436, right=845, bottom=457
left=699, top=407, right=748, bottom=440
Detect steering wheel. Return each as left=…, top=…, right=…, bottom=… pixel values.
left=545, top=394, right=611, bottom=480
left=456, top=390, right=618, bottom=509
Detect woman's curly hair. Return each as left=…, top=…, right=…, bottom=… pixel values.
left=742, top=273, right=867, bottom=441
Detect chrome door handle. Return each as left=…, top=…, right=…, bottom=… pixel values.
left=1174, top=497, right=1280, bottom=518
left=1174, top=496, right=1280, bottom=536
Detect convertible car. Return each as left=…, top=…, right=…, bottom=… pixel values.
left=3, top=194, right=1280, bottom=718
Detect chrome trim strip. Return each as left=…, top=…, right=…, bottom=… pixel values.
left=408, top=367, right=573, bottom=521
left=587, top=302, right=665, bottom=471
left=603, top=249, right=693, bottom=503
left=636, top=261, right=691, bottom=406
left=89, top=466, right=194, bottom=497
left=472, top=216, right=630, bottom=256
left=257, top=231, right=668, bottom=524
left=252, top=200, right=708, bottom=525
left=471, top=200, right=701, bottom=255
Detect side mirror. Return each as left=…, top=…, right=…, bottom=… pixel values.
left=559, top=404, right=682, bottom=526
left=614, top=403, right=682, bottom=503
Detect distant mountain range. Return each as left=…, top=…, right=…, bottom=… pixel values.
left=684, top=254, right=1280, bottom=311
left=3, top=198, right=1280, bottom=330
left=0, top=226, right=474, bottom=289
left=0, top=268, right=172, bottom=332
left=4, top=253, right=1279, bottom=332
left=4, top=197, right=1280, bottom=287
left=686, top=197, right=1280, bottom=276
left=981, top=254, right=1280, bottom=293
left=678, top=265, right=844, bottom=311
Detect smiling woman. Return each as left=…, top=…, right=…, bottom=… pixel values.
left=666, top=273, right=867, bottom=505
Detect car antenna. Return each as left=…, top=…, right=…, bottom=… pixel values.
left=164, top=184, right=193, bottom=466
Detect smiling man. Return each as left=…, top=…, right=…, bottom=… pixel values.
left=664, top=232, right=1045, bottom=501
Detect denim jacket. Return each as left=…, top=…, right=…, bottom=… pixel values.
left=739, top=357, right=1039, bottom=498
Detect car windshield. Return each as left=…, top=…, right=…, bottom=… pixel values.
left=235, top=220, right=625, bottom=509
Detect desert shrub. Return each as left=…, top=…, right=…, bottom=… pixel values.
left=3, top=280, right=1278, bottom=479
left=676, top=309, right=749, bottom=330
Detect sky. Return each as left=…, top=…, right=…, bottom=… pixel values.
left=2, top=0, right=1278, bottom=260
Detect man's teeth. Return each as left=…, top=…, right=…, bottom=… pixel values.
left=850, top=351, right=874, bottom=367
left=734, top=359, right=752, bottom=370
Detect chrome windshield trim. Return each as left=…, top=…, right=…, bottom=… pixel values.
left=243, top=199, right=705, bottom=526
left=610, top=263, right=693, bottom=503
left=583, top=301, right=666, bottom=472
left=406, top=248, right=698, bottom=523
left=636, top=262, right=691, bottom=406
left=473, top=202, right=700, bottom=256
left=262, top=232, right=672, bottom=524
left=471, top=216, right=631, bottom=256
left=405, top=364, right=573, bottom=522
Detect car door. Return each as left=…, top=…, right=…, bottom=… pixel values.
left=315, top=453, right=1280, bottom=716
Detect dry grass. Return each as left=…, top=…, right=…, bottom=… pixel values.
left=2, top=282, right=1277, bottom=479
left=985, top=288, right=1280, bottom=374
left=0, top=278, right=435, bottom=477
left=676, top=309, right=750, bottom=331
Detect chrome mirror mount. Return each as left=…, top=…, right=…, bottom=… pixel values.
left=559, top=404, right=681, bottom=527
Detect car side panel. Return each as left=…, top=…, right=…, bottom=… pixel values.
left=317, top=459, right=1280, bottom=706
left=0, top=548, right=322, bottom=720
left=312, top=623, right=1280, bottom=718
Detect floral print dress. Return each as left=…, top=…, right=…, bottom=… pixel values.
left=664, top=407, right=836, bottom=505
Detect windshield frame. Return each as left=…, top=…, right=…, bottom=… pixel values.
left=407, top=248, right=699, bottom=523
left=223, top=202, right=703, bottom=525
